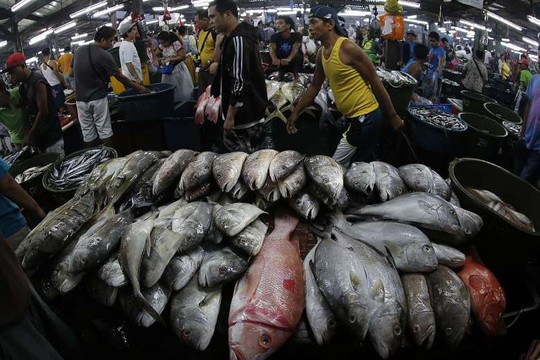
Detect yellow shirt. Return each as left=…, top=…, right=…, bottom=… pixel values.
left=197, top=29, right=215, bottom=65
left=57, top=53, right=73, bottom=76
left=321, top=37, right=378, bottom=118
left=501, top=62, right=510, bottom=80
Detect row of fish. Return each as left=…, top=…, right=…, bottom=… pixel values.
left=376, top=68, right=419, bottom=87
left=3, top=145, right=36, bottom=166
left=14, top=163, right=51, bottom=184
left=408, top=107, right=468, bottom=131
left=467, top=187, right=535, bottom=232
left=46, top=147, right=116, bottom=190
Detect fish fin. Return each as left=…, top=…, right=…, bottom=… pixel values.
left=350, top=269, right=362, bottom=291
left=273, top=207, right=299, bottom=236
left=134, top=290, right=167, bottom=327
left=371, top=279, right=385, bottom=303
left=110, top=179, right=136, bottom=208
left=384, top=246, right=398, bottom=270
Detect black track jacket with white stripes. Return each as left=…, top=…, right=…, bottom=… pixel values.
left=212, top=22, right=268, bottom=127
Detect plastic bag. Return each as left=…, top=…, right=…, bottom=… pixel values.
left=156, top=63, right=174, bottom=75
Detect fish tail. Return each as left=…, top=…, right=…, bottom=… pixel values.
left=273, top=206, right=299, bottom=236
left=134, top=288, right=167, bottom=327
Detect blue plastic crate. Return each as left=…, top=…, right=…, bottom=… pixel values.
left=409, top=104, right=453, bottom=113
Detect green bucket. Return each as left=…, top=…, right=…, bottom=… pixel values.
left=483, top=102, right=522, bottom=125
left=461, top=90, right=497, bottom=114
left=9, top=152, right=61, bottom=212
left=458, top=112, right=508, bottom=161
left=42, top=146, right=118, bottom=206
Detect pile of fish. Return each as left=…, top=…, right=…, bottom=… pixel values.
left=502, top=120, right=521, bottom=137
left=46, top=147, right=116, bottom=190
left=409, top=107, right=468, bottom=131
left=376, top=68, right=419, bottom=87
left=467, top=187, right=535, bottom=232
left=16, top=148, right=510, bottom=358
left=3, top=145, right=36, bottom=166
left=14, top=163, right=52, bottom=184
left=442, top=78, right=461, bottom=87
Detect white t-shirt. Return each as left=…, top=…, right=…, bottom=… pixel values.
left=119, top=40, right=142, bottom=82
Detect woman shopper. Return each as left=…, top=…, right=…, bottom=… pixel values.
left=40, top=48, right=69, bottom=113
left=154, top=31, right=194, bottom=102
left=461, top=49, right=488, bottom=93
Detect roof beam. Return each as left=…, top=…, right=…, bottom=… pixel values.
left=13, top=0, right=57, bottom=23
left=0, top=23, right=15, bottom=41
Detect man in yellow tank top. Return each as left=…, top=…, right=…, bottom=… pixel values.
left=287, top=6, right=403, bottom=166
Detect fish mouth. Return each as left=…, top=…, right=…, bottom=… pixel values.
left=419, top=324, right=436, bottom=349
left=230, top=346, right=245, bottom=360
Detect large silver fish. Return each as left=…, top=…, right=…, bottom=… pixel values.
left=398, top=163, right=434, bottom=194
left=178, top=151, right=217, bottom=194
left=278, top=163, right=307, bottom=198
left=344, top=162, right=376, bottom=196
left=242, top=149, right=278, bottom=191
left=431, top=170, right=452, bottom=200
left=268, top=150, right=304, bottom=183
left=257, top=177, right=281, bottom=202
left=304, top=155, right=343, bottom=201
left=401, top=273, right=436, bottom=349
left=286, top=190, right=320, bottom=220
left=97, top=253, right=127, bottom=288
left=426, top=265, right=471, bottom=349
left=229, top=219, right=268, bottom=256
left=373, top=161, right=406, bottom=202
left=212, top=152, right=248, bottom=193
left=281, top=81, right=305, bottom=105
left=161, top=247, right=205, bottom=291
left=213, top=203, right=266, bottom=237
left=119, top=283, right=170, bottom=328
left=432, top=243, right=466, bottom=268
left=199, top=246, right=248, bottom=287
left=170, top=275, right=222, bottom=351
left=153, top=149, right=198, bottom=196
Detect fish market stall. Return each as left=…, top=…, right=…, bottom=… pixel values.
left=16, top=147, right=532, bottom=360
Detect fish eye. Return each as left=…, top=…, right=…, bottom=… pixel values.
left=348, top=314, right=357, bottom=323
left=182, top=329, right=192, bottom=338
left=327, top=319, right=336, bottom=328
left=394, top=324, right=402, bottom=336
left=260, top=334, right=272, bottom=347
left=445, top=328, right=453, bottom=336
left=465, top=229, right=471, bottom=235
left=423, top=245, right=432, bottom=252
left=218, top=265, right=228, bottom=275
left=413, top=324, right=420, bottom=333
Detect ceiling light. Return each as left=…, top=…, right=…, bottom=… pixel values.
left=70, top=1, right=107, bottom=18
left=523, top=36, right=539, bottom=47
left=452, top=26, right=469, bottom=33
left=277, top=10, right=298, bottom=15
left=444, top=20, right=452, bottom=24
left=487, top=11, right=522, bottom=31
left=528, top=15, right=540, bottom=27
left=153, top=5, right=188, bottom=11
left=29, top=29, right=54, bottom=45
left=11, top=0, right=33, bottom=12
left=501, top=42, right=526, bottom=52
left=459, top=19, right=491, bottom=32
left=93, top=4, right=124, bottom=18
left=71, top=33, right=88, bottom=39
left=530, top=54, right=538, bottom=61
left=25, top=57, right=38, bottom=64
left=502, top=38, right=510, bottom=42
left=405, top=18, right=428, bottom=25
left=400, top=1, right=421, bottom=8
left=266, top=9, right=277, bottom=13
left=407, top=15, right=417, bottom=19
left=54, top=21, right=77, bottom=34
left=0, top=41, right=7, bottom=48
left=448, top=30, right=456, bottom=33
left=338, top=10, right=371, bottom=16
left=438, top=27, right=446, bottom=32
left=146, top=19, right=159, bottom=24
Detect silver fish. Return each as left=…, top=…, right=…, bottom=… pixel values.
left=153, top=149, right=198, bottom=196
left=119, top=283, right=170, bottom=328
left=257, top=177, right=281, bottom=202
left=401, top=273, right=436, bottom=349
left=281, top=81, right=305, bottom=105
left=304, top=155, right=343, bottom=201
left=170, top=275, right=222, bottom=351
left=97, top=253, right=127, bottom=288
left=426, top=265, right=471, bottom=349
left=199, top=246, right=248, bottom=287
left=229, top=219, right=268, bottom=256
left=344, top=162, right=376, bottom=196
left=304, top=242, right=337, bottom=345
left=431, top=170, right=452, bottom=200
left=373, top=161, right=406, bottom=202
left=213, top=203, right=266, bottom=237
left=268, top=150, right=304, bottom=183
left=278, top=163, right=307, bottom=199
left=205, top=204, right=224, bottom=244
left=286, top=190, right=320, bottom=220
left=230, top=180, right=250, bottom=200
left=212, top=152, right=248, bottom=193
left=398, top=163, right=434, bottom=193
left=432, top=243, right=466, bottom=268
left=161, top=247, right=205, bottom=291
left=242, top=149, right=279, bottom=191
left=178, top=151, right=217, bottom=193
left=184, top=181, right=217, bottom=202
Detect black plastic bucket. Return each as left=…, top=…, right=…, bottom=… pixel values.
left=458, top=112, right=508, bottom=160
left=448, top=158, right=540, bottom=269
left=9, top=152, right=60, bottom=212
left=483, top=102, right=522, bottom=125
left=384, top=83, right=415, bottom=116
left=443, top=69, right=462, bottom=83
left=461, top=90, right=497, bottom=114
left=116, top=83, right=175, bottom=121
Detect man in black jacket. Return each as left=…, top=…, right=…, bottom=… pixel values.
left=208, top=0, right=268, bottom=152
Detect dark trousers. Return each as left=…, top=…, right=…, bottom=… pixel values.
left=197, top=70, right=213, bottom=97
left=517, top=143, right=540, bottom=187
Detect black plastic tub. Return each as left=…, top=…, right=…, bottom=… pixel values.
left=483, top=102, right=522, bottom=125
left=116, top=83, right=175, bottom=121
left=461, top=90, right=497, bottom=114
left=449, top=158, right=540, bottom=269
left=458, top=112, right=508, bottom=161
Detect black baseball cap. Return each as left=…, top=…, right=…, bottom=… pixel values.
left=309, top=5, right=348, bottom=37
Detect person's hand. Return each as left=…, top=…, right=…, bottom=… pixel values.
left=524, top=339, right=540, bottom=360
left=389, top=113, right=405, bottom=130
left=23, top=131, right=35, bottom=146
left=35, top=207, right=46, bottom=220
left=272, top=58, right=280, bottom=66
left=287, top=112, right=299, bottom=134
left=281, top=58, right=291, bottom=66
left=223, top=113, right=235, bottom=133
left=200, top=60, right=211, bottom=71
left=136, top=79, right=144, bottom=86
left=136, top=85, right=151, bottom=94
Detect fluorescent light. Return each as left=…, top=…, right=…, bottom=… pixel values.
left=54, top=21, right=77, bottom=34
left=501, top=42, right=526, bottom=52
left=438, top=27, right=446, bottom=32
left=400, top=0, right=421, bottom=8
left=152, top=5, right=188, bottom=11
left=444, top=20, right=452, bottom=24
left=452, top=26, right=469, bottom=33
left=0, top=41, right=7, bottom=48
left=530, top=54, right=538, bottom=61
left=71, top=40, right=85, bottom=45
left=407, top=15, right=417, bottom=19
left=266, top=9, right=277, bottom=13
left=278, top=11, right=299, bottom=15
left=523, top=36, right=539, bottom=47
left=25, top=57, right=38, bottom=64
left=528, top=15, right=540, bottom=27
left=405, top=18, right=428, bottom=25
left=93, top=4, right=124, bottom=18
left=11, top=0, right=33, bottom=12
left=338, top=10, right=371, bottom=17
left=448, top=30, right=457, bottom=34
left=103, top=22, right=112, bottom=27
left=502, top=38, right=509, bottom=42
left=28, top=28, right=54, bottom=45
left=70, top=1, right=107, bottom=19
left=487, top=11, right=522, bottom=31
left=459, top=19, right=491, bottom=32
left=71, top=33, right=88, bottom=39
